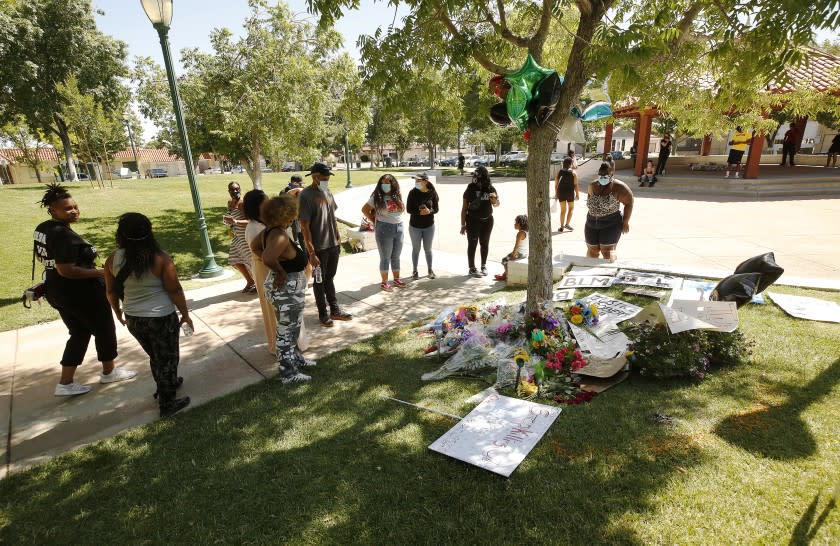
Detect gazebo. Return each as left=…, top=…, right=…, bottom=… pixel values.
left=603, top=48, right=840, bottom=179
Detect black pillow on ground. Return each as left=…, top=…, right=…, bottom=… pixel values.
left=733, top=252, right=784, bottom=293
left=710, top=273, right=761, bottom=308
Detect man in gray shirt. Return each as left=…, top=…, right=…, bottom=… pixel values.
left=299, top=162, right=353, bottom=327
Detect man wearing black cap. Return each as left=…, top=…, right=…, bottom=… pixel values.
left=299, top=162, right=353, bottom=327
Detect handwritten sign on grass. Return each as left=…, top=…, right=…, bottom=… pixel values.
left=429, top=395, right=560, bottom=477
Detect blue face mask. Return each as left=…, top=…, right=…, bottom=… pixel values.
left=598, top=176, right=611, bottom=186
left=415, top=182, right=423, bottom=190
left=380, top=183, right=391, bottom=193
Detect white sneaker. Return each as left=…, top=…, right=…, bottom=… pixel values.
left=724, top=173, right=729, bottom=178
left=280, top=372, right=311, bottom=384
left=300, top=358, right=317, bottom=368
left=55, top=382, right=92, bottom=396
left=734, top=174, right=740, bottom=178
left=100, top=368, right=138, bottom=384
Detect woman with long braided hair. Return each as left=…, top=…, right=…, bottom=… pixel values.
left=34, top=183, right=136, bottom=396
left=104, top=212, right=192, bottom=417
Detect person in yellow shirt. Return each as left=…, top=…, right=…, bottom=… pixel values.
left=725, top=127, right=750, bottom=178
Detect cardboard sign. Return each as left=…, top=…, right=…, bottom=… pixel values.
left=429, top=395, right=560, bottom=477
left=767, top=292, right=840, bottom=323
left=615, top=269, right=682, bottom=288
left=566, top=265, right=618, bottom=276
left=669, top=279, right=764, bottom=306
left=557, top=275, right=615, bottom=288
left=670, top=300, right=739, bottom=332
left=552, top=288, right=576, bottom=302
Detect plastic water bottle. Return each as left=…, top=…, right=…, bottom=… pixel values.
left=314, top=265, right=322, bottom=284
left=181, top=323, right=193, bottom=337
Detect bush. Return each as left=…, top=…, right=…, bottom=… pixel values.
left=624, top=322, right=753, bottom=380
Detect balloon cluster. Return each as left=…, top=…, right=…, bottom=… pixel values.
left=488, top=54, right=613, bottom=142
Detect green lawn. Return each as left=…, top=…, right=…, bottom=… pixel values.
left=1, top=284, right=838, bottom=543
left=1, top=171, right=385, bottom=332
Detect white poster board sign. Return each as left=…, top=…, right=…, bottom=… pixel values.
left=615, top=269, right=682, bottom=288
left=429, top=395, right=560, bottom=477
left=629, top=302, right=717, bottom=334
left=552, top=288, right=576, bottom=302
left=566, top=265, right=618, bottom=276
left=767, top=292, right=840, bottom=323
left=580, top=292, right=643, bottom=327
left=557, top=275, right=615, bottom=289
left=670, top=300, right=739, bottom=332
left=669, top=279, right=765, bottom=306
left=568, top=321, right=630, bottom=359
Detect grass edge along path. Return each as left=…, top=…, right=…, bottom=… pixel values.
left=1, top=285, right=838, bottom=544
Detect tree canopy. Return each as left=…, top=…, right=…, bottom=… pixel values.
left=310, top=0, right=840, bottom=309
left=0, top=0, right=129, bottom=181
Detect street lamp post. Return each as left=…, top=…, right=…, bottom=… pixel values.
left=122, top=113, right=140, bottom=177
left=343, top=129, right=352, bottom=188
left=141, top=0, right=222, bottom=278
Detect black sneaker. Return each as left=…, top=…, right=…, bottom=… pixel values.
left=428, top=270, right=436, bottom=279
left=160, top=396, right=191, bottom=418
left=330, top=310, right=353, bottom=321
left=412, top=270, right=419, bottom=280
left=480, top=266, right=488, bottom=276
left=319, top=316, right=334, bottom=327
left=468, top=267, right=480, bottom=277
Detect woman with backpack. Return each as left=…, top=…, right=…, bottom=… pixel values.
left=104, top=213, right=191, bottom=417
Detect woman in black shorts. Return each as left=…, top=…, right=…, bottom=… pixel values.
left=554, top=157, right=579, bottom=233
left=585, top=163, right=634, bottom=261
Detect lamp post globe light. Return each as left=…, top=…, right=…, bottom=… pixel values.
left=141, top=0, right=222, bottom=278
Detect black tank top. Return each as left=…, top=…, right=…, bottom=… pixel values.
left=263, top=227, right=309, bottom=273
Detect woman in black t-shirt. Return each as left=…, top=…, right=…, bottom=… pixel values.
left=33, top=184, right=136, bottom=397
left=406, top=172, right=439, bottom=279
left=459, top=166, right=499, bottom=277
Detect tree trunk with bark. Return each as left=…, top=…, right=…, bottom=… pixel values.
left=524, top=125, right=556, bottom=310
left=53, top=114, right=78, bottom=182
left=247, top=129, right=263, bottom=190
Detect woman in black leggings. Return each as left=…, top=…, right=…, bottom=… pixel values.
left=33, top=184, right=136, bottom=396
left=460, top=166, right=499, bottom=277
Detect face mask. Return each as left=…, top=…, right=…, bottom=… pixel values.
left=380, top=183, right=391, bottom=193
left=415, top=182, right=423, bottom=190
left=230, top=189, right=241, bottom=198
left=598, top=176, right=611, bottom=186
left=317, top=183, right=326, bottom=192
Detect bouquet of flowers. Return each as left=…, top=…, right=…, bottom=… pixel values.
left=568, top=300, right=599, bottom=327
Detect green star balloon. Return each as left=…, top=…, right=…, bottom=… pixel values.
left=504, top=54, right=556, bottom=131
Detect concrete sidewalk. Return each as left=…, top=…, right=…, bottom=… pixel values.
left=3, top=175, right=840, bottom=478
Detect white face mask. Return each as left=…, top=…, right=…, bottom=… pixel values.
left=380, top=183, right=391, bottom=193
left=598, top=176, right=611, bottom=186
left=415, top=182, right=423, bottom=190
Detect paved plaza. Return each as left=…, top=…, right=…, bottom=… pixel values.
left=2, top=168, right=839, bottom=477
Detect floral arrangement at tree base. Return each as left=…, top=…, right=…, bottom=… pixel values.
left=624, top=322, right=754, bottom=380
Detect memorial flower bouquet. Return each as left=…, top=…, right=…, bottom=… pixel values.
left=568, top=300, right=599, bottom=327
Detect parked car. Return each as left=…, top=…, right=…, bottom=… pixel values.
left=439, top=157, right=457, bottom=167
left=145, top=168, right=168, bottom=178
left=230, top=165, right=245, bottom=174
left=550, top=152, right=566, bottom=163
left=112, top=168, right=133, bottom=179
left=281, top=161, right=301, bottom=172
left=501, top=152, right=528, bottom=166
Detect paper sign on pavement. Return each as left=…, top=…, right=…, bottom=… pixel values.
left=669, top=279, right=765, bottom=306
left=557, top=275, right=615, bottom=289
left=568, top=321, right=630, bottom=359
left=429, top=395, right=560, bottom=477
left=669, top=300, right=739, bottom=332
left=552, top=288, right=576, bottom=302
left=615, top=269, right=682, bottom=288
left=566, top=265, right=618, bottom=276
left=767, top=292, right=840, bottom=323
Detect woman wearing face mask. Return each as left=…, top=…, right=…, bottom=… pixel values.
left=223, top=181, right=256, bottom=293
left=34, top=183, right=137, bottom=396
left=362, top=174, right=406, bottom=291
left=585, top=163, right=634, bottom=262
left=460, top=165, right=499, bottom=277
left=405, top=172, right=439, bottom=279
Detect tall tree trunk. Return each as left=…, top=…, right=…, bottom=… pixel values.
left=53, top=114, right=78, bottom=182
left=428, top=144, right=435, bottom=168
left=524, top=124, right=556, bottom=311
left=249, top=129, right=263, bottom=190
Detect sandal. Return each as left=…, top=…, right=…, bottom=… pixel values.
left=392, top=278, right=407, bottom=288
left=494, top=273, right=507, bottom=281
left=243, top=283, right=257, bottom=293
left=380, top=281, right=392, bottom=291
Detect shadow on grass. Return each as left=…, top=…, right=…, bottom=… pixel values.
left=714, top=358, right=840, bottom=460
left=0, top=326, right=710, bottom=544
left=80, top=207, right=233, bottom=279
left=788, top=493, right=836, bottom=545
